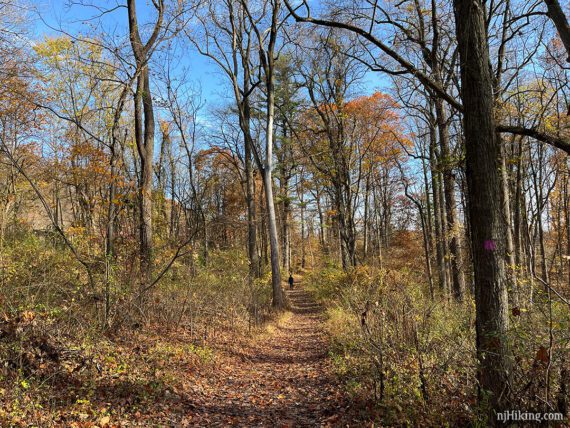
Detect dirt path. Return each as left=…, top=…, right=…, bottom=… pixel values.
left=184, top=286, right=349, bottom=427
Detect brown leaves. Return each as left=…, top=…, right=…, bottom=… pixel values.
left=0, top=290, right=350, bottom=426
left=535, top=346, right=550, bottom=364
left=175, top=288, right=348, bottom=426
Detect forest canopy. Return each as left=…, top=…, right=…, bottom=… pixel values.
left=0, top=0, right=569, bottom=426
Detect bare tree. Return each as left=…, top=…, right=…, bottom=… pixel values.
left=242, top=0, right=285, bottom=307
left=126, top=0, right=164, bottom=307
left=189, top=0, right=261, bottom=277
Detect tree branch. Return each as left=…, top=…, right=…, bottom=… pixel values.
left=283, top=0, right=463, bottom=111
left=496, top=125, right=570, bottom=154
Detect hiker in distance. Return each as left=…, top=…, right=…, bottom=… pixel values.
left=288, top=273, right=294, bottom=290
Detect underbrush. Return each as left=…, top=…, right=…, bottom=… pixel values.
left=0, top=322, right=216, bottom=426
left=306, top=265, right=570, bottom=426
left=0, top=231, right=274, bottom=426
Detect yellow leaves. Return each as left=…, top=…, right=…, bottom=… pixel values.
left=66, top=226, right=87, bottom=237
left=99, top=415, right=111, bottom=426
left=33, top=36, right=74, bottom=60
left=34, top=35, right=105, bottom=67
left=498, top=79, right=566, bottom=135
left=111, top=193, right=126, bottom=206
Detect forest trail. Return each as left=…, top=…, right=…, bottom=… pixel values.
left=184, top=285, right=349, bottom=427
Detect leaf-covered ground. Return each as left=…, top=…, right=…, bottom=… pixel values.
left=182, top=287, right=350, bottom=426
left=1, top=286, right=356, bottom=427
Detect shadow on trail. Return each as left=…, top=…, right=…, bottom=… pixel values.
left=183, top=285, right=348, bottom=426
left=286, top=288, right=323, bottom=315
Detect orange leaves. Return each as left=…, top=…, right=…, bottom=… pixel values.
left=298, top=91, right=409, bottom=172
left=20, top=310, right=36, bottom=323
left=195, top=147, right=234, bottom=171
left=344, top=92, right=410, bottom=169
left=0, top=71, right=42, bottom=133
left=345, top=91, right=397, bottom=116
left=159, top=119, right=171, bottom=136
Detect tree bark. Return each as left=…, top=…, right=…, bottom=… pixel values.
left=137, top=67, right=154, bottom=304
left=454, top=0, right=511, bottom=413
left=127, top=0, right=163, bottom=309
left=257, top=0, right=284, bottom=308
left=242, top=106, right=259, bottom=278
left=279, top=123, right=292, bottom=273
left=315, top=187, right=326, bottom=250
left=363, top=173, right=371, bottom=260
left=300, top=193, right=306, bottom=269
left=544, top=0, right=570, bottom=62
left=565, top=162, right=570, bottom=286
left=499, top=137, right=518, bottom=304
left=435, top=97, right=466, bottom=301
left=430, top=124, right=448, bottom=293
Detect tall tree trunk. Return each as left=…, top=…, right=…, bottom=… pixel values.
left=499, top=137, right=518, bottom=304
left=244, top=128, right=259, bottom=277
left=258, top=187, right=268, bottom=273
left=127, top=0, right=162, bottom=309
left=565, top=162, right=570, bottom=286
left=336, top=191, right=357, bottom=268
left=522, top=190, right=535, bottom=306
left=513, top=138, right=524, bottom=285
left=281, top=195, right=291, bottom=272
left=437, top=173, right=452, bottom=295
left=373, top=186, right=384, bottom=270
left=264, top=164, right=283, bottom=307
left=435, top=98, right=466, bottom=300
left=315, top=187, right=326, bottom=250
left=259, top=4, right=284, bottom=308
left=454, top=0, right=511, bottom=414
left=280, top=129, right=291, bottom=272
left=544, top=0, right=570, bottom=62
left=381, top=172, right=392, bottom=249
left=300, top=199, right=306, bottom=269
left=421, top=209, right=435, bottom=299
left=431, top=146, right=447, bottom=292
left=337, top=217, right=345, bottom=267
left=238, top=77, right=260, bottom=278
left=429, top=119, right=448, bottom=293
left=363, top=174, right=370, bottom=260
left=422, top=146, right=435, bottom=256
left=105, top=132, right=119, bottom=327
left=298, top=172, right=307, bottom=269
left=168, top=142, right=177, bottom=240
left=138, top=68, right=154, bottom=304
left=538, top=213, right=549, bottom=284
left=531, top=144, right=550, bottom=284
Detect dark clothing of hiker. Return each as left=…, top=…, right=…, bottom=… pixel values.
left=288, top=275, right=294, bottom=289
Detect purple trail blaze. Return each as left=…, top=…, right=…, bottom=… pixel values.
left=484, top=239, right=497, bottom=251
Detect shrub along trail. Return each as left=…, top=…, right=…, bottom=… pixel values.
left=182, top=286, right=350, bottom=427
left=0, top=284, right=355, bottom=426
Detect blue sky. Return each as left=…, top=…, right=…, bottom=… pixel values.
left=33, top=0, right=222, bottom=103
left=33, top=0, right=389, bottom=113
